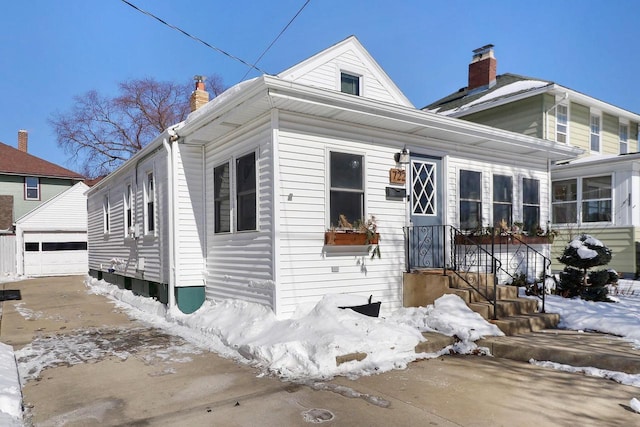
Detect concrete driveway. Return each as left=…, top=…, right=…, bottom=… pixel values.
left=1, top=276, right=639, bottom=426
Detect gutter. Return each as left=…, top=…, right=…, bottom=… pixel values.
left=162, top=129, right=179, bottom=311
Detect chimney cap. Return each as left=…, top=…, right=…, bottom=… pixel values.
left=472, top=44, right=494, bottom=55
left=193, top=75, right=206, bottom=83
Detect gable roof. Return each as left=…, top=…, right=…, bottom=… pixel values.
left=277, top=35, right=413, bottom=108
left=16, top=181, right=89, bottom=228
left=0, top=141, right=84, bottom=179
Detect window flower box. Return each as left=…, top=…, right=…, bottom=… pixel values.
left=325, top=231, right=380, bottom=245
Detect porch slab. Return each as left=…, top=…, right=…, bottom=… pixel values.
left=478, top=329, right=640, bottom=374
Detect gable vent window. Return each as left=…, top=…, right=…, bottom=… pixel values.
left=340, top=72, right=360, bottom=96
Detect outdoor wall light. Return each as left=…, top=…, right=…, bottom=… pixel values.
left=394, top=147, right=410, bottom=164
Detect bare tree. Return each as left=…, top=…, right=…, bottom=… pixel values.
left=51, top=75, right=224, bottom=177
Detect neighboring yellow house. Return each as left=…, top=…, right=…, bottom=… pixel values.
left=425, top=45, right=640, bottom=278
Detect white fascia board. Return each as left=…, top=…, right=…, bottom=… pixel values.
left=265, top=77, right=583, bottom=161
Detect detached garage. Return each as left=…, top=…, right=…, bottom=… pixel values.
left=16, top=182, right=88, bottom=276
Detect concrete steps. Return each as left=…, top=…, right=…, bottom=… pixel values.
left=403, top=270, right=559, bottom=335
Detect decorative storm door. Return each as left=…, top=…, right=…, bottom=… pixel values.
left=408, top=155, right=443, bottom=269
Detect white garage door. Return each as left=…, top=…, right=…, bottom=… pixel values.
left=23, top=232, right=88, bottom=276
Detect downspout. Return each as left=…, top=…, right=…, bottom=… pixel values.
left=544, top=92, right=569, bottom=140
left=163, top=129, right=179, bottom=311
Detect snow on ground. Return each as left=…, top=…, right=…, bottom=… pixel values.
left=3, top=277, right=640, bottom=423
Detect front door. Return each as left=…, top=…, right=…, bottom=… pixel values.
left=408, top=155, right=443, bottom=269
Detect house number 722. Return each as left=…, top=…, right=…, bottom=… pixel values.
left=389, top=168, right=406, bottom=185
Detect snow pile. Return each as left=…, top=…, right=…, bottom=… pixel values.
left=86, top=278, right=502, bottom=380
left=531, top=360, right=640, bottom=388
left=0, top=343, right=22, bottom=426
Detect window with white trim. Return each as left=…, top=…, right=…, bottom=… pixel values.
left=103, top=194, right=110, bottom=233
left=214, top=162, right=231, bottom=233
left=340, top=72, right=360, bottom=96
left=620, top=122, right=629, bottom=154
left=459, top=170, right=481, bottom=230
left=25, top=177, right=40, bottom=200
left=145, top=172, right=155, bottom=233
left=236, top=153, right=256, bottom=231
left=493, top=174, right=513, bottom=228
left=590, top=113, right=601, bottom=152
left=330, top=151, right=364, bottom=227
left=124, top=184, right=133, bottom=237
left=582, top=176, right=612, bottom=223
left=552, top=179, right=577, bottom=224
left=556, top=104, right=568, bottom=143
left=522, top=178, right=540, bottom=233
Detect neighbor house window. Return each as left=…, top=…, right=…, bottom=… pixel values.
left=236, top=153, right=256, bottom=231
left=25, top=177, right=40, bottom=200
left=103, top=195, right=110, bottom=233
left=214, top=162, right=231, bottom=233
left=493, top=175, right=513, bottom=229
left=522, top=178, right=540, bottom=233
left=459, top=170, right=481, bottom=230
left=125, top=184, right=133, bottom=237
left=582, top=175, right=612, bottom=223
left=145, top=172, right=155, bottom=233
left=620, top=123, right=629, bottom=154
left=590, top=113, right=601, bottom=152
left=552, top=179, right=577, bottom=224
left=556, top=104, right=568, bottom=143
left=330, top=151, right=364, bottom=227
left=340, top=72, right=360, bottom=96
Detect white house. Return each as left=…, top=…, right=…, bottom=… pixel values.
left=86, top=36, right=581, bottom=315
left=15, top=181, right=89, bottom=276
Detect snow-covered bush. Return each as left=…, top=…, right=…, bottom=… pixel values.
left=556, top=234, right=615, bottom=302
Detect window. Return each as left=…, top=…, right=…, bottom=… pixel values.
left=590, top=113, right=601, bottom=152
left=214, top=162, right=231, bottom=233
left=582, top=176, right=612, bottom=222
left=103, top=195, right=110, bottom=233
left=236, top=153, right=256, bottom=231
left=25, top=242, right=39, bottom=252
left=125, top=184, right=133, bottom=237
left=340, top=72, right=360, bottom=96
left=330, top=151, right=364, bottom=227
left=459, top=170, right=481, bottom=230
left=522, top=178, right=540, bottom=233
left=620, top=123, right=629, bottom=154
left=42, top=242, right=87, bottom=251
left=556, top=104, right=568, bottom=143
left=552, top=179, right=577, bottom=224
left=493, top=175, right=513, bottom=228
left=145, top=173, right=155, bottom=233
left=25, top=177, right=39, bottom=200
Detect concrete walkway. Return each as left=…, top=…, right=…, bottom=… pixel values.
left=2, top=276, right=640, bottom=426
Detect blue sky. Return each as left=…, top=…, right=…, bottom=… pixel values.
left=2, top=0, right=639, bottom=173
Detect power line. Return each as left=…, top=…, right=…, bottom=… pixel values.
left=120, top=0, right=267, bottom=74
left=240, top=0, right=312, bottom=82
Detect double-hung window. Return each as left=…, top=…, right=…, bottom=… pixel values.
left=552, top=179, right=577, bottom=224
left=620, top=122, right=629, bottom=154
left=125, top=184, right=133, bottom=237
left=145, top=172, right=155, bottom=233
left=590, top=113, right=601, bottom=152
left=103, top=195, right=110, bottom=233
left=236, top=153, right=256, bottom=231
left=340, top=72, right=360, bottom=96
left=330, top=151, right=364, bottom=227
left=214, top=162, right=231, bottom=233
left=25, top=177, right=40, bottom=200
left=459, top=170, right=481, bottom=230
left=556, top=104, right=568, bottom=143
left=582, top=176, right=612, bottom=223
left=493, top=175, right=513, bottom=228
left=522, top=178, right=540, bottom=233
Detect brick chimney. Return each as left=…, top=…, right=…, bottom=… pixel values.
left=17, top=129, right=28, bottom=153
left=190, top=75, right=210, bottom=112
left=468, top=44, right=497, bottom=91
